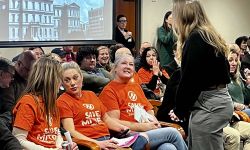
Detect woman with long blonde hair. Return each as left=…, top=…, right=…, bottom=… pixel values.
left=12, top=57, right=78, bottom=150
left=169, top=0, right=233, bottom=149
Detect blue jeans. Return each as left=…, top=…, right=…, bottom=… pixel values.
left=243, top=108, right=250, bottom=117
left=146, top=127, right=187, bottom=150
left=96, top=134, right=148, bottom=150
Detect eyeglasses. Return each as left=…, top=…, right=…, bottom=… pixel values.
left=119, top=20, right=128, bottom=23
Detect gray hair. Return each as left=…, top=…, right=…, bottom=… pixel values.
left=114, top=54, right=134, bottom=69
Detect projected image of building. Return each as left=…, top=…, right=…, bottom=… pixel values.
left=54, top=3, right=83, bottom=40
left=87, top=0, right=111, bottom=40
left=2, top=0, right=110, bottom=42
left=0, top=0, right=8, bottom=41
left=8, top=0, right=82, bottom=41
left=9, top=0, right=55, bottom=41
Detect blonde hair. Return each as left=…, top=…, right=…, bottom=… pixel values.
left=22, top=57, right=62, bottom=127
left=61, top=61, right=82, bottom=78
left=44, top=53, right=62, bottom=63
left=172, top=0, right=229, bottom=61
left=97, top=46, right=109, bottom=52
left=228, top=47, right=241, bottom=84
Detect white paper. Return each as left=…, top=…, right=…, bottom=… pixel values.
left=64, top=131, right=73, bottom=144
left=134, top=105, right=154, bottom=123
left=111, top=134, right=139, bottom=147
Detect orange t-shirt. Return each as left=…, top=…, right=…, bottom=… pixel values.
left=13, top=94, right=60, bottom=148
left=57, top=90, right=110, bottom=139
left=129, top=72, right=142, bottom=85
left=99, top=81, right=153, bottom=122
left=138, top=68, right=169, bottom=94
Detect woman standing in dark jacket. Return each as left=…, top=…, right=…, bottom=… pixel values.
left=169, top=0, right=233, bottom=150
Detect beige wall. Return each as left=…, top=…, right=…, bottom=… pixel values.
left=141, top=0, right=250, bottom=46
left=141, top=0, right=172, bottom=46
left=0, top=47, right=57, bottom=60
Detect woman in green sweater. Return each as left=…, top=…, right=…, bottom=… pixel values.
left=157, top=11, right=176, bottom=68
left=227, top=46, right=250, bottom=116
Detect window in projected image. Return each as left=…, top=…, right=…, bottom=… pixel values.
left=0, top=0, right=112, bottom=42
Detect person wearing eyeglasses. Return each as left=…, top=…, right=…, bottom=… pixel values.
left=114, top=14, right=135, bottom=55
left=0, top=51, right=36, bottom=114
left=0, top=57, right=22, bottom=150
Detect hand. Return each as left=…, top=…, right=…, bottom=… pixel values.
left=246, top=75, right=250, bottom=85
left=70, top=142, right=79, bottom=150
left=148, top=115, right=161, bottom=128
left=119, top=125, right=130, bottom=133
left=152, top=60, right=160, bottom=76
left=234, top=102, right=245, bottom=111
left=96, top=139, right=119, bottom=150
left=59, top=142, right=78, bottom=150
left=124, top=31, right=132, bottom=40
left=169, top=110, right=180, bottom=122
left=127, top=31, right=132, bottom=36
left=140, top=122, right=160, bottom=131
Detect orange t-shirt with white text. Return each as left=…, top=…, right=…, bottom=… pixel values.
left=13, top=94, right=60, bottom=148
left=99, top=81, right=153, bottom=122
left=57, top=91, right=110, bottom=139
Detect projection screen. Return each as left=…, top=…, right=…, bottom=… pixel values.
left=0, top=0, right=114, bottom=47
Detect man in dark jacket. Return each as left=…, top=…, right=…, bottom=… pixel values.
left=114, top=14, right=135, bottom=55
left=0, top=57, right=22, bottom=150
left=0, top=51, right=36, bottom=114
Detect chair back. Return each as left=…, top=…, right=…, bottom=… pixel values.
left=235, top=111, right=250, bottom=122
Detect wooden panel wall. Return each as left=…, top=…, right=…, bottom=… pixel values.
left=74, top=0, right=137, bottom=52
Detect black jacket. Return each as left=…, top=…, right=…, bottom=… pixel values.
left=0, top=112, right=22, bottom=150
left=0, top=71, right=27, bottom=114
left=114, top=26, right=135, bottom=51
left=174, top=30, right=230, bottom=119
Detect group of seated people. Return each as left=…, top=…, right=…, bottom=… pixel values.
left=0, top=43, right=188, bottom=150
left=0, top=35, right=250, bottom=150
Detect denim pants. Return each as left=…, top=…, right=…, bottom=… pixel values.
left=189, top=88, right=233, bottom=150
left=242, top=108, right=250, bottom=117
left=146, top=127, right=188, bottom=150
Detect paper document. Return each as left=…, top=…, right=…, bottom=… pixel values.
left=134, top=105, right=154, bottom=123
left=111, top=133, right=139, bottom=147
